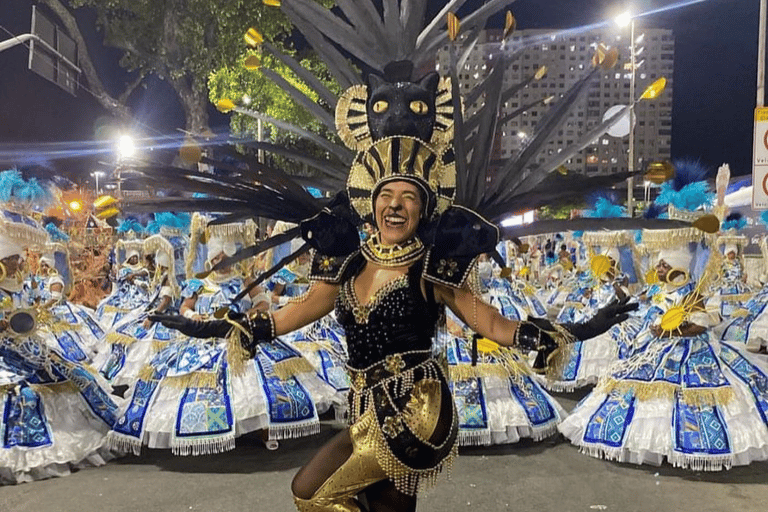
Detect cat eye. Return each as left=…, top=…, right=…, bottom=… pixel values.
left=372, top=100, right=389, bottom=113
left=409, top=100, right=429, bottom=115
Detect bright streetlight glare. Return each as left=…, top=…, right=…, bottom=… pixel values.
left=117, top=135, right=136, bottom=159
left=614, top=11, right=632, bottom=27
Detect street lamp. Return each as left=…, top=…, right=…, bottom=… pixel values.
left=615, top=10, right=637, bottom=216
left=117, top=134, right=135, bottom=160
left=91, top=171, right=104, bottom=195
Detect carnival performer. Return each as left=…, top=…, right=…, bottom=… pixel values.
left=121, top=1, right=689, bottom=505
left=107, top=218, right=337, bottom=455
left=440, top=277, right=566, bottom=446
left=709, top=230, right=753, bottom=320
left=0, top=200, right=120, bottom=484
left=153, top=138, right=634, bottom=510
left=542, top=232, right=637, bottom=391
left=560, top=221, right=768, bottom=470
left=94, top=217, right=190, bottom=387
left=27, top=232, right=106, bottom=363
left=718, top=232, right=768, bottom=353
left=96, top=222, right=151, bottom=330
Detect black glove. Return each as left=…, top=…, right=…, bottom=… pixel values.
left=563, top=296, right=638, bottom=341
left=515, top=318, right=561, bottom=372
left=149, top=313, right=239, bottom=339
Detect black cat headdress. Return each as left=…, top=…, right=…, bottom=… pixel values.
left=125, top=0, right=690, bottom=295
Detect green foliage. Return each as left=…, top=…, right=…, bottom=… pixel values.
left=67, top=0, right=335, bottom=131
left=208, top=50, right=340, bottom=137
left=71, top=0, right=293, bottom=82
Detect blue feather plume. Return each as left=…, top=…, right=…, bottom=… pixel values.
left=116, top=218, right=145, bottom=235
left=0, top=169, right=55, bottom=209
left=655, top=160, right=714, bottom=211
left=721, top=212, right=747, bottom=231
left=45, top=223, right=70, bottom=242
left=146, top=212, right=192, bottom=234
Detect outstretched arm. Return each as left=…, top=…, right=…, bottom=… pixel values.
left=435, top=279, right=637, bottom=350
left=435, top=283, right=519, bottom=346
left=150, top=281, right=339, bottom=345
left=271, top=281, right=339, bottom=335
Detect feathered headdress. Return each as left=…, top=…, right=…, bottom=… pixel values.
left=123, top=1, right=684, bottom=304
left=0, top=170, right=51, bottom=259
left=654, top=160, right=714, bottom=213
left=720, top=212, right=747, bottom=232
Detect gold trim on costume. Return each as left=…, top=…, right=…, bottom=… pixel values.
left=361, top=232, right=425, bottom=267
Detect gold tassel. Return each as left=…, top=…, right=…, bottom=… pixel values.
left=44, top=321, right=84, bottom=335
left=163, top=371, right=218, bottom=389
left=105, top=331, right=140, bottom=346
left=102, top=305, right=132, bottom=314
left=151, top=340, right=171, bottom=353
left=272, top=358, right=314, bottom=380
left=29, top=381, right=77, bottom=394
left=225, top=327, right=251, bottom=377
left=137, top=365, right=156, bottom=382
left=600, top=378, right=735, bottom=406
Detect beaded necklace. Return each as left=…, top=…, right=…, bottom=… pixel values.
left=361, top=232, right=425, bottom=268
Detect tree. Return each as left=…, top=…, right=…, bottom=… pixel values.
left=45, top=0, right=304, bottom=134
left=208, top=50, right=339, bottom=139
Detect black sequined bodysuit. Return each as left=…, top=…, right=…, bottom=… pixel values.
left=332, top=255, right=458, bottom=495
left=335, top=259, right=441, bottom=369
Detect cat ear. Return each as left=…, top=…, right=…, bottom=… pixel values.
left=367, top=73, right=386, bottom=91
left=418, top=72, right=440, bottom=96
left=335, top=84, right=372, bottom=151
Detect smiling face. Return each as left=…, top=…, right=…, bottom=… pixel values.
left=374, top=180, right=423, bottom=245
left=655, top=259, right=672, bottom=282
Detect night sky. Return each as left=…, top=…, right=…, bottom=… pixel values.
left=0, top=0, right=762, bottom=182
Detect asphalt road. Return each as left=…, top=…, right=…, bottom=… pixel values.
left=2, top=391, right=767, bottom=512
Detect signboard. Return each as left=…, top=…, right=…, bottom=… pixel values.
left=752, top=107, right=768, bottom=209
left=28, top=6, right=79, bottom=96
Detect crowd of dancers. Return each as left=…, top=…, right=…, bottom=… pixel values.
left=3, top=170, right=768, bottom=485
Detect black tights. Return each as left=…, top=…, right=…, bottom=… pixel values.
left=291, top=428, right=417, bottom=512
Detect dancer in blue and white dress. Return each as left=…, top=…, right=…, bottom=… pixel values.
left=544, top=232, right=636, bottom=391
left=280, top=313, right=351, bottom=420
left=107, top=222, right=336, bottom=455
left=28, top=240, right=106, bottom=363
left=709, top=236, right=753, bottom=320
left=0, top=210, right=120, bottom=484
left=718, top=234, right=768, bottom=353
left=96, top=231, right=152, bottom=330
left=560, top=228, right=768, bottom=470
left=94, top=229, right=189, bottom=387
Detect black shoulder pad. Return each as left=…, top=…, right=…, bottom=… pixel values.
left=300, top=208, right=360, bottom=257
left=422, top=206, right=499, bottom=289
left=308, top=250, right=362, bottom=283
left=422, top=249, right=479, bottom=288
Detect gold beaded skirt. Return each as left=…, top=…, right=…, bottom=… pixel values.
left=346, top=351, right=458, bottom=496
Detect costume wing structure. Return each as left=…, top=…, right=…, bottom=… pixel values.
left=501, top=218, right=692, bottom=239
left=126, top=1, right=689, bottom=288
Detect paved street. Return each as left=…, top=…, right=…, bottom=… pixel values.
left=2, top=391, right=767, bottom=512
